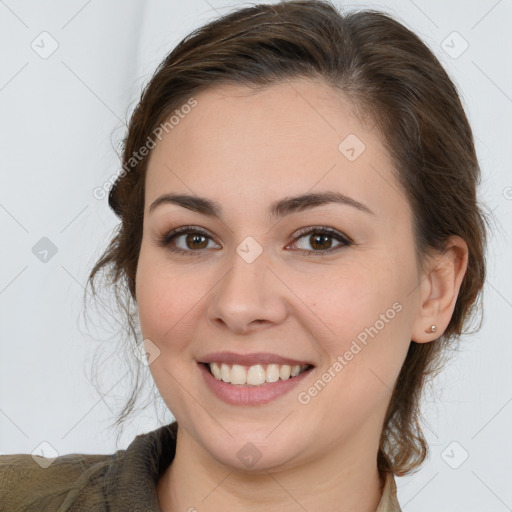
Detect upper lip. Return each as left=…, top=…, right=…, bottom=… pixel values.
left=198, top=351, right=314, bottom=367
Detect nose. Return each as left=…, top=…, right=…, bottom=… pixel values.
left=207, top=246, right=288, bottom=334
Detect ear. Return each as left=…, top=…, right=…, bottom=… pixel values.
left=411, top=236, right=469, bottom=343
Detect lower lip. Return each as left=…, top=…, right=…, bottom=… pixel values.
left=198, top=363, right=314, bottom=406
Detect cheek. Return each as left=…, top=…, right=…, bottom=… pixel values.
left=294, top=262, right=400, bottom=346
left=293, top=255, right=413, bottom=396
left=294, top=266, right=410, bottom=415
left=135, top=252, right=200, bottom=352
left=135, top=256, right=205, bottom=414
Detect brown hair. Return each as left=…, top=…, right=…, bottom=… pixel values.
left=84, top=0, right=489, bottom=476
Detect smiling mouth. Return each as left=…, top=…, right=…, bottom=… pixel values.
left=202, top=362, right=313, bottom=386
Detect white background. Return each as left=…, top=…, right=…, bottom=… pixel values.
left=0, top=1, right=511, bottom=510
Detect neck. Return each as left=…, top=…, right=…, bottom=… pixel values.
left=157, top=427, right=384, bottom=512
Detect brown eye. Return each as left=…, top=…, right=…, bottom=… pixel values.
left=307, top=233, right=334, bottom=250
left=158, top=226, right=220, bottom=254
left=288, top=227, right=352, bottom=255
left=183, top=233, right=209, bottom=250
left=158, top=225, right=352, bottom=257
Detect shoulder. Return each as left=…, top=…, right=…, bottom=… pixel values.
left=0, top=422, right=178, bottom=512
left=0, top=451, right=115, bottom=512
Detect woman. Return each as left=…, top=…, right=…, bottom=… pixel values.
left=0, top=1, right=487, bottom=510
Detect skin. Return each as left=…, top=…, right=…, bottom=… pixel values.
left=135, top=79, right=468, bottom=511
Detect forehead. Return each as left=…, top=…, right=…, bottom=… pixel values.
left=144, top=79, right=406, bottom=221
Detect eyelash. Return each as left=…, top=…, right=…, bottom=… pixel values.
left=156, top=225, right=353, bottom=257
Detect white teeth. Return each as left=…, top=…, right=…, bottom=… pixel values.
left=247, top=364, right=266, bottom=385
left=207, top=362, right=310, bottom=385
left=266, top=364, right=280, bottom=383
left=230, top=364, right=247, bottom=385
left=220, top=363, right=231, bottom=382
left=279, top=365, right=291, bottom=380
left=210, top=362, right=221, bottom=380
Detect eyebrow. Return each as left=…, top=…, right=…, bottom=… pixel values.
left=148, top=191, right=374, bottom=219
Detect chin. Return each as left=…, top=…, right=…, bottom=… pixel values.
left=190, top=419, right=311, bottom=473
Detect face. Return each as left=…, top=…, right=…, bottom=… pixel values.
left=136, top=79, right=422, bottom=472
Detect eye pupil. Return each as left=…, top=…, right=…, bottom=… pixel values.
left=187, top=234, right=208, bottom=249
left=311, top=234, right=331, bottom=250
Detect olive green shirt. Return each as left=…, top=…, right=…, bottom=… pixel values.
left=1, top=422, right=401, bottom=511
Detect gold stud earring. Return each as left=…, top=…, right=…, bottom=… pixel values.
left=425, top=324, right=437, bottom=333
